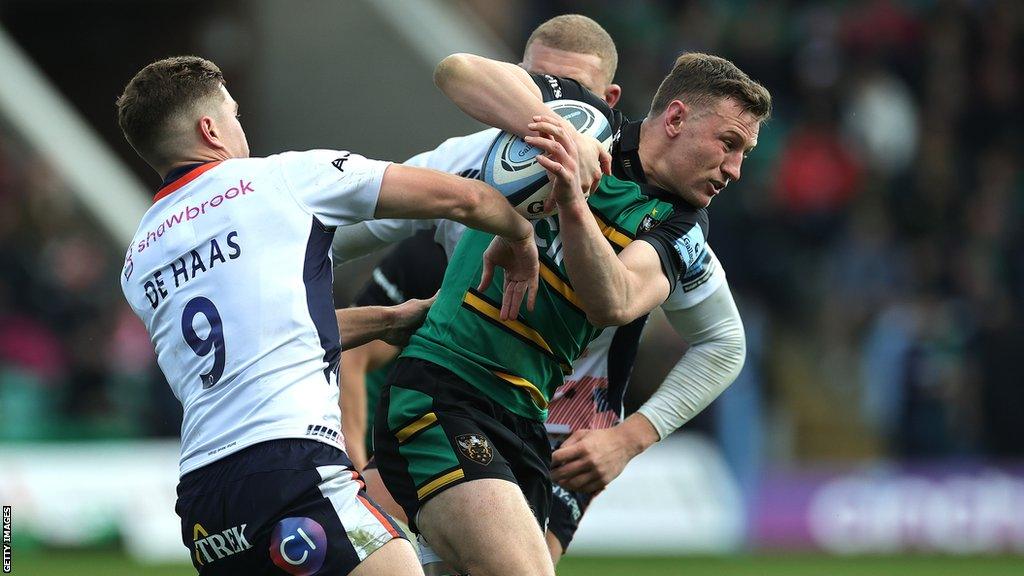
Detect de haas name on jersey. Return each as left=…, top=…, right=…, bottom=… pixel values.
left=142, top=231, right=242, bottom=309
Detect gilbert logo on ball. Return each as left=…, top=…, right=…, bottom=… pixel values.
left=482, top=99, right=612, bottom=219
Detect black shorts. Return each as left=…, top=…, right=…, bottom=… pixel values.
left=548, top=483, right=595, bottom=552
left=545, top=433, right=596, bottom=552
left=175, top=439, right=405, bottom=575
left=373, top=357, right=552, bottom=533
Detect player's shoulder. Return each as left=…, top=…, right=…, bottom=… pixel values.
left=407, top=129, right=500, bottom=175
left=662, top=244, right=727, bottom=311
left=589, top=176, right=665, bottom=221
left=437, top=129, right=501, bottom=152
left=262, top=149, right=354, bottom=171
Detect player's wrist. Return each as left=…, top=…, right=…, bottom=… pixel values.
left=554, top=192, right=588, bottom=212
left=379, top=304, right=399, bottom=340
left=505, top=217, right=534, bottom=244
left=619, top=413, right=660, bottom=456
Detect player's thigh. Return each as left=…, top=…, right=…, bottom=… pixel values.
left=348, top=537, right=422, bottom=576
left=373, top=360, right=531, bottom=531
left=417, top=478, right=555, bottom=576
left=362, top=459, right=408, bottom=526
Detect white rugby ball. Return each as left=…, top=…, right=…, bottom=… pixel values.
left=481, top=99, right=613, bottom=219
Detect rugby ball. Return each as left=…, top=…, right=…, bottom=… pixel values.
left=482, top=99, right=613, bottom=219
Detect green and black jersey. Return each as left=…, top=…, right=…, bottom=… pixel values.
left=401, top=175, right=709, bottom=421
left=400, top=72, right=710, bottom=421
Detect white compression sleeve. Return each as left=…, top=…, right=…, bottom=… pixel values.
left=331, top=222, right=395, bottom=264
left=636, top=282, right=746, bottom=440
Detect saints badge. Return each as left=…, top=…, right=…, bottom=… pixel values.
left=456, top=434, right=493, bottom=465
left=639, top=214, right=657, bottom=233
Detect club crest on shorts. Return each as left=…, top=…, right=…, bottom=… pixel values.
left=456, top=434, right=493, bottom=465
left=639, top=214, right=657, bottom=233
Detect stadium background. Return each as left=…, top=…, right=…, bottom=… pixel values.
left=0, top=0, right=1022, bottom=574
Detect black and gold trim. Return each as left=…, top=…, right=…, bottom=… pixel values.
left=539, top=259, right=585, bottom=315
left=591, top=209, right=634, bottom=250
left=416, top=465, right=466, bottom=500
left=462, top=289, right=553, bottom=353
left=395, top=411, right=439, bottom=444
left=493, top=369, right=549, bottom=409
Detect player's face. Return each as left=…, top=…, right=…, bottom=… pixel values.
left=661, top=97, right=760, bottom=208
left=215, top=85, right=250, bottom=159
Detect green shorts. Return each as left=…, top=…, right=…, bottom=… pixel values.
left=373, top=357, right=551, bottom=533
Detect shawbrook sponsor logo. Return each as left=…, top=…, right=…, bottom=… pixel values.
left=137, top=179, right=255, bottom=254
left=193, top=522, right=252, bottom=565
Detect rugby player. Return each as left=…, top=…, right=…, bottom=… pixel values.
left=335, top=15, right=746, bottom=566
left=367, top=48, right=770, bottom=575
left=116, top=55, right=542, bottom=575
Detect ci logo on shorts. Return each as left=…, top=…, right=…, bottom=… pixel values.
left=269, top=517, right=327, bottom=576
left=456, top=434, right=493, bottom=465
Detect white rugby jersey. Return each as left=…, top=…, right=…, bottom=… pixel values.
left=120, top=150, right=389, bottom=475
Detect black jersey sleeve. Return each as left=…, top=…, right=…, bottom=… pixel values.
left=635, top=207, right=710, bottom=295
left=529, top=72, right=622, bottom=127
left=353, top=230, right=448, bottom=307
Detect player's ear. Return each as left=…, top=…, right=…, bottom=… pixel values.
left=603, top=84, right=622, bottom=108
left=198, top=115, right=223, bottom=150
left=664, top=100, right=687, bottom=137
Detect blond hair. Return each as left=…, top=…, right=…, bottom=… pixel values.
left=525, top=14, right=618, bottom=83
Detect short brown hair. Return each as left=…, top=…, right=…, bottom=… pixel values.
left=116, top=56, right=225, bottom=164
left=649, top=53, right=771, bottom=120
left=525, top=14, right=618, bottom=83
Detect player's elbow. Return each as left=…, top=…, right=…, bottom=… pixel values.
left=434, top=53, right=476, bottom=92
left=443, top=180, right=486, bottom=222
left=715, top=318, right=747, bottom=382
left=586, top=304, right=639, bottom=328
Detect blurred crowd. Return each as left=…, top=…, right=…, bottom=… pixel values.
left=0, top=126, right=180, bottom=440
left=1, top=0, right=1022, bottom=465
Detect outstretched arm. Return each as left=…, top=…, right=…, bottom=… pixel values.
left=435, top=53, right=609, bottom=192
left=334, top=295, right=434, bottom=351
left=374, top=165, right=539, bottom=315
left=374, top=164, right=531, bottom=243
left=434, top=53, right=548, bottom=136
left=550, top=281, right=745, bottom=493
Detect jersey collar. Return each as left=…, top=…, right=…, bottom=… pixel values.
left=611, top=120, right=645, bottom=184
left=154, top=161, right=222, bottom=203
